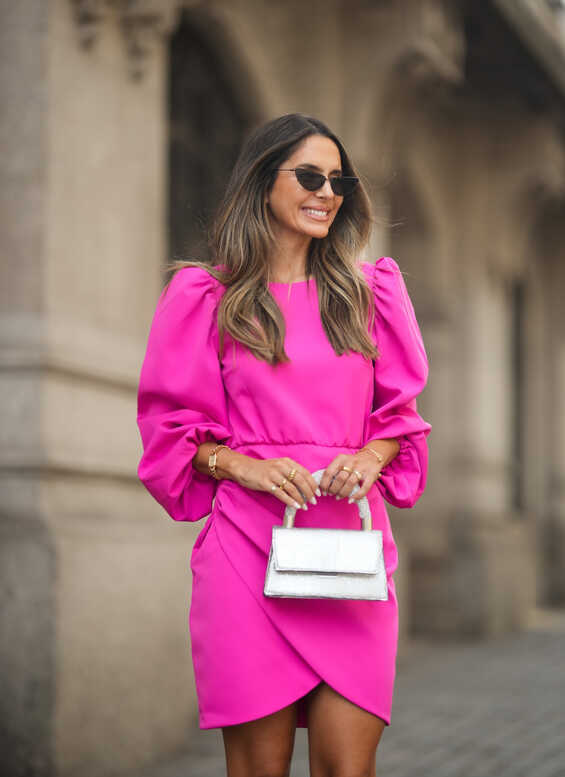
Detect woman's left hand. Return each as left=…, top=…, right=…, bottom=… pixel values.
left=319, top=439, right=400, bottom=502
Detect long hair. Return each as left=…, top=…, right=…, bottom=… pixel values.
left=165, top=113, right=379, bottom=365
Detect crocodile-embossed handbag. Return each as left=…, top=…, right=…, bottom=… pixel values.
left=264, top=469, right=388, bottom=601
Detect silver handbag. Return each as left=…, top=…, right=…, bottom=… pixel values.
left=264, top=469, right=388, bottom=601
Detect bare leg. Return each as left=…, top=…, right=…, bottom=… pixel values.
left=306, top=682, right=386, bottom=777
left=221, top=700, right=298, bottom=777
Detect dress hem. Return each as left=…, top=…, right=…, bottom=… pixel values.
left=198, top=677, right=392, bottom=730
left=197, top=675, right=322, bottom=730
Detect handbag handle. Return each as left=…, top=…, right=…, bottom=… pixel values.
left=282, top=469, right=372, bottom=531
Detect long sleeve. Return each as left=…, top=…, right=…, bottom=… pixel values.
left=136, top=266, right=231, bottom=521
left=362, top=257, right=432, bottom=508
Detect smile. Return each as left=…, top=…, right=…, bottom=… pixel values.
left=302, top=207, right=331, bottom=221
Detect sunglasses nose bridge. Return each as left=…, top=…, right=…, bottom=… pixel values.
left=316, top=176, right=335, bottom=197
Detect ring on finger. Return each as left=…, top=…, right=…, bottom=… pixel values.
left=288, top=468, right=297, bottom=481
left=341, top=466, right=352, bottom=474
left=353, top=469, right=363, bottom=480
left=279, top=477, right=288, bottom=490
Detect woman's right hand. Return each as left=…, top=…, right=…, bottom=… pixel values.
left=220, top=450, right=321, bottom=511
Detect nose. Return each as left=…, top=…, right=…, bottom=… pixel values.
left=316, top=178, right=334, bottom=198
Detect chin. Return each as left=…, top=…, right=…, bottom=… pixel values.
left=310, top=226, right=330, bottom=239
left=299, top=223, right=331, bottom=239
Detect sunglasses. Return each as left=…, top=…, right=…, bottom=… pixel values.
left=276, top=167, right=359, bottom=197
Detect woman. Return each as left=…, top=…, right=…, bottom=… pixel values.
left=136, top=113, right=431, bottom=777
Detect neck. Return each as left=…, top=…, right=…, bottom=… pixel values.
left=267, top=227, right=311, bottom=282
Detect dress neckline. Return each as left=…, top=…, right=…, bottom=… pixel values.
left=268, top=278, right=312, bottom=286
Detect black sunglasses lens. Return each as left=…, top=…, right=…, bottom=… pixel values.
left=330, top=176, right=359, bottom=196
left=294, top=169, right=359, bottom=196
left=295, top=170, right=326, bottom=191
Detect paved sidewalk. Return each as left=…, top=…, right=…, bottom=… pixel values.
left=137, top=608, right=565, bottom=777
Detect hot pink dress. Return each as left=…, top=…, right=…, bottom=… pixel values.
left=136, top=257, right=431, bottom=729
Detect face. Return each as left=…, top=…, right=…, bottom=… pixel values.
left=266, top=134, right=344, bottom=241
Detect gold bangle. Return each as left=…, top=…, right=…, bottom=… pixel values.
left=359, top=446, right=385, bottom=465
left=208, top=444, right=230, bottom=480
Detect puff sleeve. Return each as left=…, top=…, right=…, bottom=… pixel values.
left=136, top=267, right=231, bottom=522
left=363, top=257, right=432, bottom=508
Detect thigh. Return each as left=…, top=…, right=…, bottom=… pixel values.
left=221, top=700, right=298, bottom=777
left=306, top=683, right=386, bottom=777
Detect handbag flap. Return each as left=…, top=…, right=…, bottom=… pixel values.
left=272, top=526, right=383, bottom=574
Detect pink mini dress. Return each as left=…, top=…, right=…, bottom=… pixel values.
left=136, top=257, right=431, bottom=729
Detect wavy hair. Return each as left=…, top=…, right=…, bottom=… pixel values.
left=165, top=113, right=379, bottom=365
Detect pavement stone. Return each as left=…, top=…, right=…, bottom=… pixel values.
left=134, top=608, right=565, bottom=777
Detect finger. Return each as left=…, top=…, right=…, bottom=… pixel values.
left=322, top=470, right=346, bottom=497
left=278, top=489, right=306, bottom=511
left=322, top=463, right=357, bottom=499
left=334, top=470, right=362, bottom=500
left=348, top=471, right=380, bottom=501
left=326, top=465, right=357, bottom=497
left=266, top=479, right=305, bottom=511
left=344, top=455, right=383, bottom=500
left=319, top=456, right=349, bottom=494
left=290, top=470, right=319, bottom=505
left=282, top=459, right=320, bottom=501
left=270, top=464, right=312, bottom=511
left=275, top=461, right=309, bottom=508
left=281, top=480, right=310, bottom=510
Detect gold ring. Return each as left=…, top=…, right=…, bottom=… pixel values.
left=353, top=470, right=363, bottom=480
left=376, top=472, right=382, bottom=479
left=288, top=468, right=297, bottom=481
left=341, top=466, right=352, bottom=473
left=271, top=484, right=277, bottom=492
left=279, top=478, right=288, bottom=490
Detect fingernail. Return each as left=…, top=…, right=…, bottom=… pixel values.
left=335, top=496, right=342, bottom=501
left=322, top=490, right=327, bottom=497
left=302, top=503, right=308, bottom=511
left=294, top=501, right=301, bottom=509
left=310, top=496, right=317, bottom=505
left=315, top=488, right=322, bottom=497
left=348, top=497, right=354, bottom=504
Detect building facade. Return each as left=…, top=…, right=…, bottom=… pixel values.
left=1, top=0, right=565, bottom=774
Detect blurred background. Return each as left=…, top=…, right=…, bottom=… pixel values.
left=1, top=1, right=565, bottom=776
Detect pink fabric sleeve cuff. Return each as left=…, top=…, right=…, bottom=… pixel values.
left=363, top=257, right=432, bottom=508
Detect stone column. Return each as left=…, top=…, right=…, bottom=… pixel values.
left=1, top=3, right=54, bottom=774
left=1, top=1, right=200, bottom=775
left=443, top=111, right=563, bottom=637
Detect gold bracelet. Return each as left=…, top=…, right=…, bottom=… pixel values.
left=359, top=446, right=385, bottom=465
left=208, top=444, right=230, bottom=480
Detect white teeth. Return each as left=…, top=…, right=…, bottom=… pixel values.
left=304, top=208, right=329, bottom=217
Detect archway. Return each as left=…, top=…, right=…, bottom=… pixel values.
left=168, top=8, right=262, bottom=262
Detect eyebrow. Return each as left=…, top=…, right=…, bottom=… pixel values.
left=297, top=162, right=343, bottom=175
